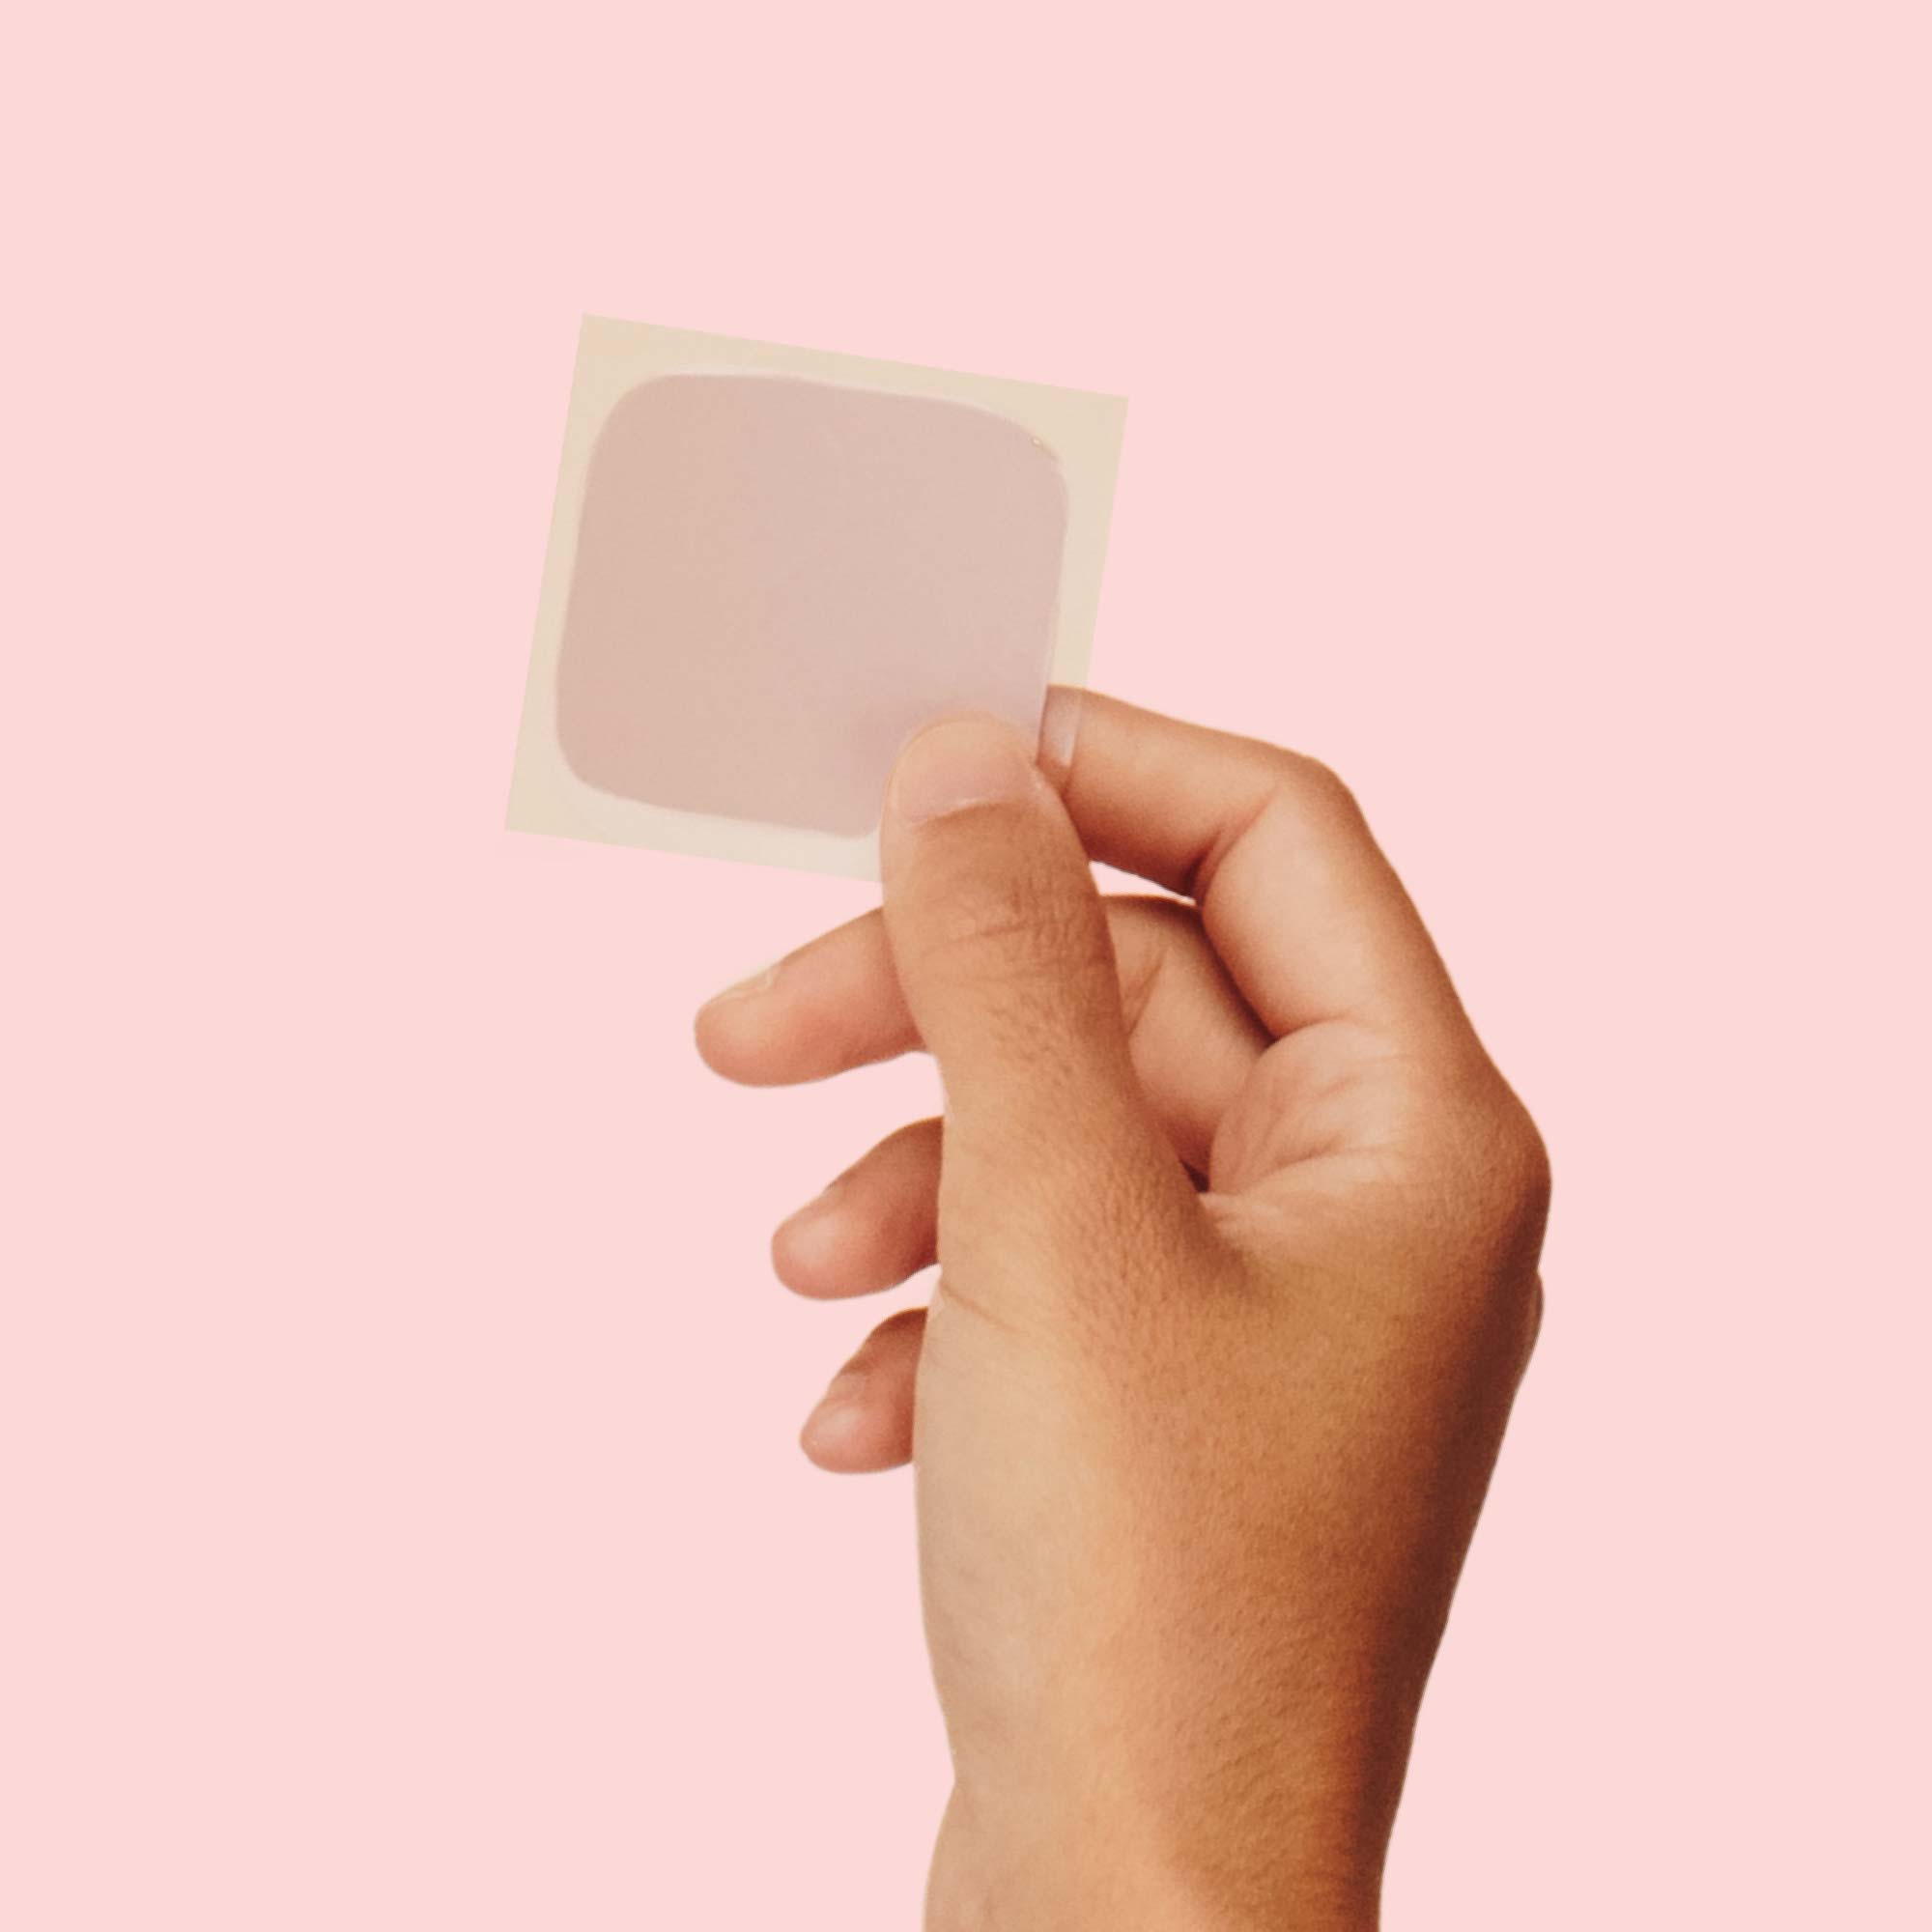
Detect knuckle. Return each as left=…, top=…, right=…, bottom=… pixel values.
left=911, top=864, right=1112, bottom=1000
left=1461, top=1090, right=1553, bottom=1255
left=1187, top=745, right=1367, bottom=900
left=1271, top=747, right=1362, bottom=825
left=1521, top=1274, right=1548, bottom=1367
left=1407, top=1072, right=1551, bottom=1305
left=928, top=866, right=1047, bottom=951
left=1508, top=1109, right=1554, bottom=1225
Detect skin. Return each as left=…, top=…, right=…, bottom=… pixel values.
left=695, top=692, right=1549, bottom=1929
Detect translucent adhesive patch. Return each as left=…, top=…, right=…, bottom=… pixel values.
left=507, top=317, right=1128, bottom=876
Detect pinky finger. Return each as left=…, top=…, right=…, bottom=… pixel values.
left=799, top=1306, right=925, bottom=1473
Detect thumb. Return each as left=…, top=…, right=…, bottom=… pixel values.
left=879, top=714, right=1191, bottom=1275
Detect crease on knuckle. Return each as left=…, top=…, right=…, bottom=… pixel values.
left=912, top=870, right=1112, bottom=1007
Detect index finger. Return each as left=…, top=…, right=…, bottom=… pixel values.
left=1041, top=688, right=1476, bottom=1050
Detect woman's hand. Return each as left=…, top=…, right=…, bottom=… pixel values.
left=696, top=692, right=1548, bottom=1929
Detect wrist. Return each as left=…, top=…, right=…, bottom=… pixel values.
left=926, top=1780, right=1381, bottom=1932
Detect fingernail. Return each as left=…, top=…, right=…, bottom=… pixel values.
left=1037, top=686, right=1085, bottom=790
left=819, top=1367, right=868, bottom=1407
left=774, top=1177, right=845, bottom=1265
left=803, top=1368, right=869, bottom=1453
left=889, top=716, right=1038, bottom=825
left=700, top=957, right=781, bottom=1009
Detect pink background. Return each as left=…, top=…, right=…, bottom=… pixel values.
left=6, top=5, right=1926, bottom=1925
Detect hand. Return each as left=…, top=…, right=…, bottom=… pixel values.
left=696, top=692, right=1548, bottom=1929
